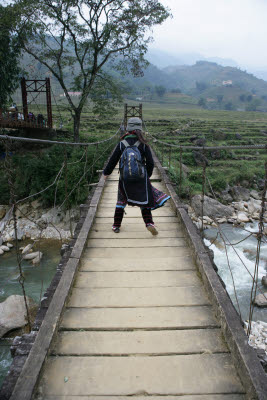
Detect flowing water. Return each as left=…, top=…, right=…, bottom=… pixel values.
left=0, top=240, right=61, bottom=387
left=204, top=222, right=267, bottom=323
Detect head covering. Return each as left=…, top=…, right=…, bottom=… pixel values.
left=126, top=117, right=142, bottom=132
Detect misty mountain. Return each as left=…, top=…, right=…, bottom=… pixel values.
left=146, top=49, right=239, bottom=69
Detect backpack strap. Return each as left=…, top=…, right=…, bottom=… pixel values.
left=133, top=140, right=140, bottom=147
left=121, top=139, right=130, bottom=148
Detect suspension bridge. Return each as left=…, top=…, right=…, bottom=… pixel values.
left=0, top=106, right=267, bottom=400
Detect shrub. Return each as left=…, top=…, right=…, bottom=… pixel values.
left=0, top=142, right=113, bottom=207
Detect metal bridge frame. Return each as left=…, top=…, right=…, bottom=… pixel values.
left=21, top=78, right=53, bottom=128
left=124, top=103, right=143, bottom=129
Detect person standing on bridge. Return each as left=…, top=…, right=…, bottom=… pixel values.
left=103, top=117, right=170, bottom=235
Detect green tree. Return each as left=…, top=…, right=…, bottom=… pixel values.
left=6, top=0, right=170, bottom=141
left=155, top=85, right=166, bottom=97
left=0, top=5, right=21, bottom=109
left=198, top=97, right=206, bottom=108
left=196, top=81, right=208, bottom=92
left=245, top=98, right=261, bottom=111
left=224, top=101, right=234, bottom=110
left=216, top=94, right=223, bottom=104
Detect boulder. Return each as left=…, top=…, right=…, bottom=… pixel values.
left=220, top=190, right=233, bottom=203
left=32, top=253, right=43, bottom=265
left=0, top=205, right=7, bottom=219
left=250, top=190, right=261, bottom=200
left=193, top=151, right=209, bottom=167
left=257, top=179, right=265, bottom=190
left=254, top=293, right=267, bottom=308
left=9, top=227, right=24, bottom=241
left=237, top=212, right=249, bottom=223
left=31, top=199, right=42, bottom=209
left=16, top=203, right=30, bottom=219
left=217, top=217, right=227, bottom=224
left=0, top=245, right=10, bottom=252
left=0, top=295, right=36, bottom=338
left=230, top=186, right=250, bottom=202
left=247, top=199, right=261, bottom=215
left=23, top=251, right=42, bottom=261
left=191, top=195, right=234, bottom=219
left=38, top=207, right=64, bottom=225
left=203, top=216, right=213, bottom=224
left=195, top=137, right=206, bottom=147
left=6, top=243, right=13, bottom=248
left=21, top=243, right=34, bottom=255
left=0, top=249, right=4, bottom=255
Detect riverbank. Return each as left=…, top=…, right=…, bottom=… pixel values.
left=188, top=190, right=267, bottom=231
left=0, top=200, right=80, bottom=249
left=0, top=239, right=61, bottom=387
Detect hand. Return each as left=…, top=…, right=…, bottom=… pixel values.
left=103, top=175, right=108, bottom=180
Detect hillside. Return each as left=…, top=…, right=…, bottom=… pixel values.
left=164, top=61, right=267, bottom=96
left=18, top=49, right=267, bottom=112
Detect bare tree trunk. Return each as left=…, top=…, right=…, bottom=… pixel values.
left=73, top=110, right=81, bottom=142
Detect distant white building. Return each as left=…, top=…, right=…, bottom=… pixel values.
left=222, top=80, right=233, bottom=86
left=60, top=92, right=82, bottom=97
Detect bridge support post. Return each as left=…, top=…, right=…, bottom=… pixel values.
left=21, top=78, right=28, bottom=122
left=46, top=78, right=53, bottom=129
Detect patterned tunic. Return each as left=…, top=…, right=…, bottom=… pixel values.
left=103, top=134, right=170, bottom=209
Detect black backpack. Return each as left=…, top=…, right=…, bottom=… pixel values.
left=119, top=140, right=146, bottom=182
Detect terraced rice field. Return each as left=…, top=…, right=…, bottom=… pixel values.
left=143, top=115, right=267, bottom=198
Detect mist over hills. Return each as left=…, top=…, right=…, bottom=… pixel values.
left=146, top=49, right=239, bottom=69
left=20, top=45, right=267, bottom=112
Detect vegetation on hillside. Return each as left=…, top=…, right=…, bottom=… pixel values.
left=4, top=0, right=170, bottom=141
left=0, top=5, right=21, bottom=109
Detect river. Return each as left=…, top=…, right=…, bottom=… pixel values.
left=0, top=240, right=61, bottom=387
left=204, top=222, right=267, bottom=323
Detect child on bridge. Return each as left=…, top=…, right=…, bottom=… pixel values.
left=103, top=117, right=170, bottom=235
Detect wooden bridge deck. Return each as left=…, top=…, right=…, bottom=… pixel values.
left=35, top=166, right=246, bottom=399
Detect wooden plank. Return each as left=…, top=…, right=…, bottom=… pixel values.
left=74, top=270, right=201, bottom=288
left=80, top=256, right=195, bottom=271
left=96, top=208, right=176, bottom=217
left=68, top=286, right=209, bottom=308
left=86, top=238, right=186, bottom=248
left=37, top=354, right=244, bottom=396
left=94, top=216, right=179, bottom=223
left=88, top=229, right=183, bottom=239
left=83, top=247, right=190, bottom=258
left=53, top=329, right=227, bottom=355
left=91, top=222, right=180, bottom=231
left=61, top=306, right=219, bottom=330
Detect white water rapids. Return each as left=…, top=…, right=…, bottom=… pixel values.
left=204, top=222, right=267, bottom=323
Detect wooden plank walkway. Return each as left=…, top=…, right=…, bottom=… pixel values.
left=35, top=167, right=246, bottom=399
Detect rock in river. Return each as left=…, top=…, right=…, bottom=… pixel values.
left=230, top=186, right=250, bottom=201
left=254, top=293, right=267, bottom=308
left=191, top=195, right=234, bottom=219
left=0, top=295, right=36, bottom=338
left=23, top=251, right=43, bottom=261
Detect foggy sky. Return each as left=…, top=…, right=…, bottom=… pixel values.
left=150, top=0, right=267, bottom=69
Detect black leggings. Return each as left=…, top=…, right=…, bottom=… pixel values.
left=113, top=207, right=154, bottom=228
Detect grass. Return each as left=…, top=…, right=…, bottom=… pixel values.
left=6, top=98, right=267, bottom=203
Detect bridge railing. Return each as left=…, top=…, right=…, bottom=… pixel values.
left=145, top=123, right=267, bottom=335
